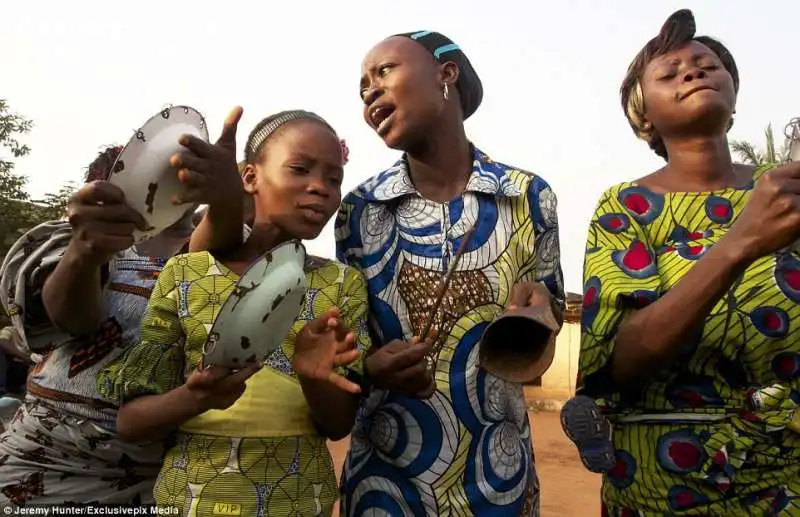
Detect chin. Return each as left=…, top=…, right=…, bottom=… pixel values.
left=291, top=224, right=325, bottom=242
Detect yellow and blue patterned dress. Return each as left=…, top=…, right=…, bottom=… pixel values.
left=335, top=147, right=564, bottom=516
left=578, top=165, right=800, bottom=516
left=98, top=251, right=371, bottom=517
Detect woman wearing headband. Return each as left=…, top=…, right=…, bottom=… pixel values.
left=335, top=31, right=565, bottom=516
left=100, top=110, right=369, bottom=515
left=563, top=10, right=800, bottom=515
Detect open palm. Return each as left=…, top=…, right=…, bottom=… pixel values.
left=294, top=307, right=362, bottom=393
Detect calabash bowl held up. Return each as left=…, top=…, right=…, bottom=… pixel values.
left=108, top=105, right=209, bottom=243
left=478, top=301, right=560, bottom=384
left=202, top=240, right=308, bottom=370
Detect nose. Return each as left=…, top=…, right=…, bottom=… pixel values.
left=362, top=85, right=382, bottom=107
left=306, top=176, right=330, bottom=197
left=682, top=67, right=707, bottom=83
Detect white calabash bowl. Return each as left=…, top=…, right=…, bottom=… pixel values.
left=203, top=240, right=308, bottom=369
left=108, top=106, right=208, bottom=242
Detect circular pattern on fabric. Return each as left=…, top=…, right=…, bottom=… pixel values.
left=184, top=436, right=232, bottom=484
left=626, top=289, right=659, bottom=309
left=606, top=449, right=637, bottom=490
left=582, top=276, right=601, bottom=328
left=611, top=241, right=657, bottom=279
left=362, top=204, right=395, bottom=247
left=477, top=423, right=527, bottom=496
left=750, top=306, right=790, bottom=339
left=597, top=213, right=631, bottom=234
left=618, top=186, right=664, bottom=225
left=775, top=254, right=800, bottom=304
left=666, top=374, right=723, bottom=408
left=704, top=196, right=734, bottom=224
left=656, top=429, right=706, bottom=475
left=667, top=485, right=710, bottom=512
left=677, top=243, right=709, bottom=261
left=449, top=319, right=531, bottom=510
left=771, top=352, right=800, bottom=381
left=349, top=475, right=426, bottom=516
left=365, top=393, right=458, bottom=480
left=153, top=466, right=190, bottom=511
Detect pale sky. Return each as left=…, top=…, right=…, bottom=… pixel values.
left=3, top=0, right=797, bottom=292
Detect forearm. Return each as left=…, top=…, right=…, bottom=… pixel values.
left=299, top=377, right=358, bottom=441
left=116, top=385, right=202, bottom=442
left=42, top=243, right=105, bottom=335
left=188, top=206, right=244, bottom=254
left=611, top=238, right=751, bottom=385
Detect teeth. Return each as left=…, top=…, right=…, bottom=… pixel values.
left=377, top=116, right=391, bottom=133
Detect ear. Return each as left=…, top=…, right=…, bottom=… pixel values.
left=440, top=61, right=459, bottom=89
left=242, top=164, right=258, bottom=194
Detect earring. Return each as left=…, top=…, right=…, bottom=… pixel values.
left=443, top=83, right=449, bottom=101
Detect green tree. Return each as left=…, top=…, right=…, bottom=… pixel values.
left=730, top=123, right=791, bottom=166
left=0, top=101, right=80, bottom=259
left=35, top=182, right=77, bottom=221
left=0, top=99, right=34, bottom=255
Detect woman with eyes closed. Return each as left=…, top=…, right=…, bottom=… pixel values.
left=335, top=31, right=565, bottom=516
left=560, top=10, right=800, bottom=516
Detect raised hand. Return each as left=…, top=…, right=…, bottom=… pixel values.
left=728, top=162, right=800, bottom=261
left=365, top=337, right=435, bottom=398
left=169, top=106, right=244, bottom=207
left=66, top=181, right=148, bottom=265
left=293, top=307, right=363, bottom=394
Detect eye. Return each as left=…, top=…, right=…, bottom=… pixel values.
left=289, top=165, right=309, bottom=174
left=378, top=64, right=395, bottom=77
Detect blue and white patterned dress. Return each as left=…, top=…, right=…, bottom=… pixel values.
left=335, top=147, right=564, bottom=516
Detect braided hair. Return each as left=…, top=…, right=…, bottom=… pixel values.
left=84, top=145, right=123, bottom=183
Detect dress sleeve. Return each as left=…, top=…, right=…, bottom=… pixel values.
left=526, top=176, right=566, bottom=309
left=337, top=266, right=372, bottom=376
left=577, top=189, right=662, bottom=400
left=334, top=193, right=364, bottom=268
left=97, top=258, right=186, bottom=405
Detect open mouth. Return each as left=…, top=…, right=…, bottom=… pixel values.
left=370, top=105, right=396, bottom=135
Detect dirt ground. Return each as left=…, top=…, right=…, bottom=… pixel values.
left=327, top=410, right=602, bottom=516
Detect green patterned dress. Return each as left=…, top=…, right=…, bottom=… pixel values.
left=578, top=165, right=800, bottom=515
left=99, top=252, right=371, bottom=517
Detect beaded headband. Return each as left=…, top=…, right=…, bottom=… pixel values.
left=246, top=110, right=347, bottom=165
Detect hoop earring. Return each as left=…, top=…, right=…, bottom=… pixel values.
left=443, top=83, right=449, bottom=101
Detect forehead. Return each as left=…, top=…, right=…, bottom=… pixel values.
left=271, top=121, right=340, bottom=162
left=361, top=36, right=433, bottom=72
left=647, top=40, right=719, bottom=70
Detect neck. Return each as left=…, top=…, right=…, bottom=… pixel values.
left=239, top=221, right=288, bottom=262
left=406, top=116, right=472, bottom=203
left=662, top=135, right=738, bottom=190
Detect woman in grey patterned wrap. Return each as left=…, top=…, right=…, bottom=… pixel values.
left=0, top=145, right=195, bottom=505
left=0, top=114, right=244, bottom=505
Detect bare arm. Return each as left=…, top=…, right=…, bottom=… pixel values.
left=610, top=238, right=750, bottom=386
left=42, top=244, right=105, bottom=335
left=299, top=378, right=359, bottom=441
left=43, top=182, right=147, bottom=335
left=188, top=204, right=244, bottom=254
left=117, top=385, right=202, bottom=442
